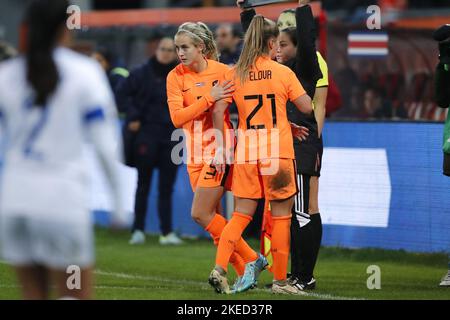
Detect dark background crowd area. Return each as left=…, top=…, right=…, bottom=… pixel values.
left=71, top=23, right=445, bottom=122
left=1, top=0, right=449, bottom=121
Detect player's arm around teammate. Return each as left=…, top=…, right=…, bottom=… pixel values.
left=167, top=22, right=263, bottom=293
left=167, top=23, right=236, bottom=227
left=166, top=69, right=233, bottom=129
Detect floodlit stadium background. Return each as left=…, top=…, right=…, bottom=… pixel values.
left=1, top=0, right=449, bottom=254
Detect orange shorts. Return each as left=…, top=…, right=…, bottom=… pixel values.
left=232, top=158, right=298, bottom=201
left=187, top=163, right=233, bottom=192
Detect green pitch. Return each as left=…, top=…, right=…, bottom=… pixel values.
left=0, top=228, right=448, bottom=300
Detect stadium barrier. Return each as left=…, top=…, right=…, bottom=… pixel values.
left=93, top=121, right=450, bottom=253
left=80, top=3, right=322, bottom=27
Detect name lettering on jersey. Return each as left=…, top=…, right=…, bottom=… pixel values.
left=249, top=70, right=272, bottom=81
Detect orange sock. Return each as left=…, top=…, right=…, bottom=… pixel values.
left=271, top=215, right=291, bottom=281
left=205, top=213, right=227, bottom=246
left=235, top=232, right=258, bottom=264
left=205, top=213, right=245, bottom=276
left=229, top=252, right=245, bottom=276
left=215, top=212, right=257, bottom=272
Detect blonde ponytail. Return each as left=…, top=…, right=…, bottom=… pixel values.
left=235, top=15, right=278, bottom=84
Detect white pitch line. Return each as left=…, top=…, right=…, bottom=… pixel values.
left=96, top=269, right=365, bottom=300
left=96, top=269, right=211, bottom=288
left=0, top=284, right=165, bottom=291
left=1, top=261, right=364, bottom=300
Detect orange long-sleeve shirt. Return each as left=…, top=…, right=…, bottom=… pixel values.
left=167, top=59, right=232, bottom=164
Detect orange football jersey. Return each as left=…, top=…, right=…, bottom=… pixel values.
left=224, top=56, right=306, bottom=161
left=167, top=59, right=232, bottom=164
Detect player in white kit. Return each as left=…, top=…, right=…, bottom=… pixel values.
left=0, top=0, right=123, bottom=299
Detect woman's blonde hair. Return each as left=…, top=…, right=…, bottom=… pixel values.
left=235, top=15, right=279, bottom=83
left=175, top=22, right=219, bottom=61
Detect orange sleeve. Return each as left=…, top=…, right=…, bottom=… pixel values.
left=166, top=70, right=215, bottom=128
left=221, top=68, right=234, bottom=105
left=286, top=69, right=306, bottom=102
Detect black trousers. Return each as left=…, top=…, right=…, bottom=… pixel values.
left=132, top=131, right=178, bottom=235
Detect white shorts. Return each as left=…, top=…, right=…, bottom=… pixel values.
left=0, top=215, right=94, bottom=270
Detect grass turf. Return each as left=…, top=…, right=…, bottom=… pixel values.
left=0, top=228, right=448, bottom=300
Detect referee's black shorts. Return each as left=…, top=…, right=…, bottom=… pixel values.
left=291, top=134, right=323, bottom=215
left=294, top=134, right=323, bottom=177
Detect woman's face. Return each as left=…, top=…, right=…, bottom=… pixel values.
left=363, top=89, right=380, bottom=116
left=276, top=32, right=296, bottom=64
left=174, top=34, right=204, bottom=67
left=156, top=38, right=177, bottom=65
left=268, top=37, right=278, bottom=60
left=277, top=12, right=296, bottom=30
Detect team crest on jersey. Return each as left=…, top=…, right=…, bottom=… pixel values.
left=195, top=82, right=205, bottom=87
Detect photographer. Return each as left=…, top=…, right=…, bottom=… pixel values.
left=433, top=24, right=450, bottom=287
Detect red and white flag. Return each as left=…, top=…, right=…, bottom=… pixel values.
left=348, top=32, right=389, bottom=57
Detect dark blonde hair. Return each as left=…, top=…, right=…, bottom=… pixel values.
left=175, top=22, right=219, bottom=61
left=235, top=15, right=279, bottom=83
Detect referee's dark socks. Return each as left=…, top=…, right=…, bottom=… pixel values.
left=294, top=213, right=322, bottom=283
left=297, top=216, right=313, bottom=282
left=308, top=213, right=323, bottom=280
left=291, top=212, right=311, bottom=280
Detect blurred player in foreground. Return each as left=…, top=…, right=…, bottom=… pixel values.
left=0, top=41, right=17, bottom=62
left=0, top=0, right=123, bottom=299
